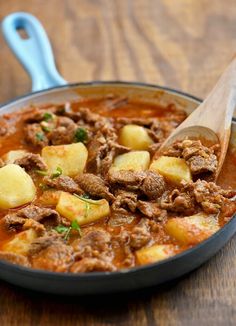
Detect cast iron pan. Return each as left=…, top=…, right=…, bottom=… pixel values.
left=0, top=12, right=235, bottom=295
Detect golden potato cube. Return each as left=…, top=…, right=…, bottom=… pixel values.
left=42, top=143, right=88, bottom=177
left=119, top=124, right=153, bottom=150
left=110, top=151, right=150, bottom=172
left=165, top=213, right=220, bottom=245
left=2, top=229, right=37, bottom=255
left=2, top=150, right=27, bottom=164
left=136, top=244, right=177, bottom=265
left=56, top=192, right=110, bottom=226
left=150, top=156, right=191, bottom=184
left=38, top=190, right=61, bottom=207
left=0, top=164, right=36, bottom=209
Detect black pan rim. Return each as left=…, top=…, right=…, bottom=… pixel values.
left=0, top=80, right=235, bottom=280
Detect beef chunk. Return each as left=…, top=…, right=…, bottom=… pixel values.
left=29, top=233, right=62, bottom=256
left=43, top=175, right=83, bottom=194
left=140, top=171, right=166, bottom=199
left=112, top=229, right=135, bottom=267
left=112, top=190, right=138, bottom=213
left=130, top=219, right=151, bottom=250
left=192, top=179, right=235, bottom=214
left=30, top=241, right=74, bottom=272
left=48, top=116, right=78, bottom=145
left=160, top=189, right=195, bottom=214
left=137, top=201, right=167, bottom=220
left=70, top=258, right=116, bottom=273
left=75, top=173, right=114, bottom=201
left=14, top=153, right=47, bottom=171
left=0, top=118, right=8, bottom=136
left=108, top=212, right=136, bottom=227
left=25, top=123, right=49, bottom=147
left=72, top=229, right=112, bottom=261
left=108, top=170, right=165, bottom=199
left=0, top=251, right=30, bottom=267
left=3, top=215, right=26, bottom=231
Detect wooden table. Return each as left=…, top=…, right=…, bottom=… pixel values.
left=0, top=1, right=236, bottom=325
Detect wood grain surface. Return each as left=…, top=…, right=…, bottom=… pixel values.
left=0, top=0, right=236, bottom=325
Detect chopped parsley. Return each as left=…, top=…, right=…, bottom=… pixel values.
left=35, top=132, right=45, bottom=141
left=51, top=167, right=62, bottom=179
left=41, top=125, right=51, bottom=133
left=73, top=194, right=101, bottom=205
left=54, top=220, right=82, bottom=240
left=35, top=170, right=48, bottom=176
left=74, top=128, right=88, bottom=143
left=43, top=112, right=53, bottom=121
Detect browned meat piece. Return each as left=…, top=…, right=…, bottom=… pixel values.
left=192, top=179, right=234, bottom=214
left=75, top=173, right=114, bottom=201
left=140, top=171, right=166, bottom=199
left=86, top=132, right=107, bottom=173
left=29, top=233, right=62, bottom=256
left=77, top=107, right=103, bottom=124
left=3, top=215, right=26, bottom=231
left=108, top=212, right=136, bottom=227
left=19, top=205, right=61, bottom=225
left=112, top=190, right=138, bottom=213
left=24, top=107, right=57, bottom=123
left=30, top=241, right=74, bottom=272
left=130, top=219, right=151, bottom=250
left=160, top=189, right=195, bottom=214
left=108, top=170, right=146, bottom=190
left=72, top=229, right=113, bottom=261
left=0, top=118, right=8, bottom=136
left=22, top=218, right=46, bottom=234
left=115, top=117, right=153, bottom=127
left=24, top=123, right=48, bottom=147
left=43, top=175, right=83, bottom=194
left=137, top=201, right=167, bottom=220
left=188, top=154, right=217, bottom=175
left=0, top=251, right=30, bottom=267
left=112, top=228, right=135, bottom=267
left=70, top=258, right=116, bottom=273
left=14, top=153, right=47, bottom=171
left=48, top=116, right=78, bottom=145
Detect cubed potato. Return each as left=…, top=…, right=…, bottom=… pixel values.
left=38, top=190, right=61, bottom=207
left=56, top=192, right=110, bottom=226
left=119, top=124, right=153, bottom=150
left=2, top=150, right=27, bottom=164
left=2, top=229, right=37, bottom=255
left=165, top=213, right=220, bottom=245
left=42, top=143, right=88, bottom=177
left=150, top=156, right=191, bottom=184
left=0, top=164, right=36, bottom=209
left=109, top=151, right=150, bottom=172
left=136, top=244, right=178, bottom=265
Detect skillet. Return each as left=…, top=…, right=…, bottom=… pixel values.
left=0, top=12, right=235, bottom=295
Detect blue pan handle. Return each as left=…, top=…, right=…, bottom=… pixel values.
left=1, top=12, right=67, bottom=92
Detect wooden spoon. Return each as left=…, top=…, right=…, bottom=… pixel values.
left=159, top=57, right=236, bottom=179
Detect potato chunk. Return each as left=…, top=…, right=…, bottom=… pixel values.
left=110, top=151, right=150, bottom=172
left=136, top=244, right=178, bottom=265
left=150, top=156, right=191, bottom=184
left=2, top=229, right=37, bottom=255
left=0, top=164, right=36, bottom=209
left=2, top=150, right=27, bottom=164
left=119, top=124, right=153, bottom=150
left=56, top=192, right=110, bottom=226
left=165, top=213, right=220, bottom=245
left=42, top=143, right=88, bottom=177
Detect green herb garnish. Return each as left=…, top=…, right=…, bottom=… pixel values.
left=54, top=219, right=82, bottom=240
left=36, top=132, right=45, bottom=141
left=74, top=128, right=88, bottom=143
left=43, top=112, right=53, bottom=121
left=73, top=194, right=102, bottom=205
left=42, top=125, right=51, bottom=133
left=51, top=167, right=62, bottom=179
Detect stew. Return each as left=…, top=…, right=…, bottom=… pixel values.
left=0, top=94, right=235, bottom=273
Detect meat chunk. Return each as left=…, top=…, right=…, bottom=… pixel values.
left=75, top=173, right=114, bottom=201
left=70, top=258, right=116, bottom=273
left=24, top=123, right=49, bottom=147
left=30, top=241, right=74, bottom=272
left=130, top=219, right=151, bottom=250
left=14, top=153, right=47, bottom=171
left=29, top=233, right=62, bottom=255
left=108, top=170, right=165, bottom=199
left=112, top=190, right=138, bottom=213
left=140, top=171, right=166, bottom=199
left=72, top=229, right=113, bottom=261
left=0, top=251, right=30, bottom=267
left=43, top=175, right=82, bottom=194
left=160, top=189, right=195, bottom=214
left=0, top=118, right=8, bottom=136
left=137, top=201, right=167, bottom=220
left=48, top=116, right=78, bottom=145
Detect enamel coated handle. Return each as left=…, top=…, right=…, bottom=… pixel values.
left=1, top=12, right=67, bottom=92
